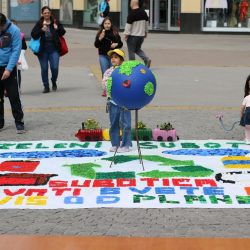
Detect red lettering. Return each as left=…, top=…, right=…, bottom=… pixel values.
left=140, top=178, right=159, bottom=187
left=93, top=180, right=114, bottom=187
left=116, top=179, right=136, bottom=187
left=49, top=180, right=68, bottom=188
left=162, top=179, right=170, bottom=186
left=52, top=188, right=72, bottom=196
left=71, top=180, right=91, bottom=187
left=172, top=178, right=192, bottom=186
left=25, top=189, right=48, bottom=196
left=4, top=188, right=26, bottom=196
left=195, top=179, right=217, bottom=187
left=72, top=188, right=81, bottom=196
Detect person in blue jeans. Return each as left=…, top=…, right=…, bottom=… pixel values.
left=31, top=6, right=66, bottom=93
left=0, top=13, right=25, bottom=134
left=94, top=17, right=123, bottom=97
left=102, top=49, right=132, bottom=153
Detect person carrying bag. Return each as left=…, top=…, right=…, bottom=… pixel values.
left=30, top=6, right=66, bottom=93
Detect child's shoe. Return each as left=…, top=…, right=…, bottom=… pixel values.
left=109, top=146, right=118, bottom=152
left=117, top=147, right=130, bottom=153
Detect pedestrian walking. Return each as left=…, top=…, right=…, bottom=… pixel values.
left=124, top=0, right=151, bottom=68
left=94, top=16, right=123, bottom=97
left=0, top=13, right=25, bottom=133
left=240, top=75, right=250, bottom=144
left=98, top=0, right=110, bottom=25
left=102, top=49, right=132, bottom=153
left=31, top=6, right=66, bottom=93
left=11, top=19, right=27, bottom=91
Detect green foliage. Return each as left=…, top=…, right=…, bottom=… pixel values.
left=137, top=121, right=147, bottom=129
left=82, top=119, right=100, bottom=130
left=159, top=122, right=174, bottom=130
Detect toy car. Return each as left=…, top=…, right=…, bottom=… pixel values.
left=75, top=129, right=103, bottom=141
left=131, top=128, right=152, bottom=141
left=152, top=128, right=178, bottom=141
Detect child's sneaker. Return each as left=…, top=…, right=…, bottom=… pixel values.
left=109, top=146, right=118, bottom=152
left=117, top=147, right=130, bottom=153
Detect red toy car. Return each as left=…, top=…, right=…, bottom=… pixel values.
left=75, top=129, right=103, bottom=141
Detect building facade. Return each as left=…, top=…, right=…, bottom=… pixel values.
left=1, top=0, right=250, bottom=34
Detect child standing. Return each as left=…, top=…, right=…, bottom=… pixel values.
left=94, top=17, right=123, bottom=97
left=240, top=75, right=250, bottom=144
left=102, top=49, right=132, bottom=153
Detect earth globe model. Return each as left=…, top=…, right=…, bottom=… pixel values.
left=107, top=61, right=157, bottom=110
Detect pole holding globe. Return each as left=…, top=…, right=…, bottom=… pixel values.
left=107, top=60, right=157, bottom=169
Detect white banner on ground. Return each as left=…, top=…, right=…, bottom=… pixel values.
left=0, top=140, right=249, bottom=209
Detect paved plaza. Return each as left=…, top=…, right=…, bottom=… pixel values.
left=0, top=29, right=250, bottom=237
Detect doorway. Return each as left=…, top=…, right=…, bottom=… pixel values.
left=147, top=0, right=180, bottom=31
left=123, top=0, right=180, bottom=31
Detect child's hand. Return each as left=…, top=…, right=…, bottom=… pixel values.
left=54, top=23, right=58, bottom=30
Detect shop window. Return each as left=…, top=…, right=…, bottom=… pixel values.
left=204, top=0, right=250, bottom=29
left=84, top=0, right=99, bottom=26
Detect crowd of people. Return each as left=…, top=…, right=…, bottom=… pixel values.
left=0, top=6, right=67, bottom=134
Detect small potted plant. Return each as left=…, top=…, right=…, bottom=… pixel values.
left=132, top=121, right=152, bottom=141
left=153, top=122, right=178, bottom=141
left=75, top=119, right=103, bottom=141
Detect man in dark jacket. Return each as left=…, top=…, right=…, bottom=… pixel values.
left=124, top=0, right=151, bottom=68
left=0, top=13, right=25, bottom=134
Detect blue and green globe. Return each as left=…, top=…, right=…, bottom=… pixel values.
left=107, top=61, right=157, bottom=110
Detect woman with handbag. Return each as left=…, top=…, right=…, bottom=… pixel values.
left=31, top=6, right=66, bottom=93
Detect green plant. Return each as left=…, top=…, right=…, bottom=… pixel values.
left=159, top=122, right=174, bottom=131
left=137, top=121, right=147, bottom=129
left=82, top=119, right=100, bottom=130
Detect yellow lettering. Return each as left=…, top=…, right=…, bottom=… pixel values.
left=26, top=196, right=48, bottom=206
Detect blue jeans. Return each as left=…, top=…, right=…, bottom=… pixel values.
left=109, top=102, right=132, bottom=147
left=99, top=54, right=112, bottom=76
left=38, top=49, right=60, bottom=88
left=127, top=36, right=149, bottom=62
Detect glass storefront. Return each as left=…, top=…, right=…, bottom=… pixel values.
left=203, top=0, right=250, bottom=31
left=60, top=0, right=73, bottom=25
left=121, top=0, right=180, bottom=31
left=83, top=0, right=99, bottom=27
